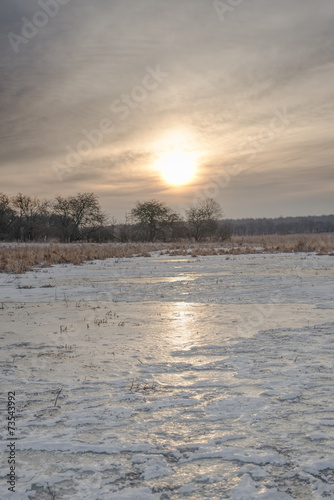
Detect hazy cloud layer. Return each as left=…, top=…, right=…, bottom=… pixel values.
left=1, top=0, right=333, bottom=219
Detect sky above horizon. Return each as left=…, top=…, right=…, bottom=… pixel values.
left=1, top=0, right=333, bottom=221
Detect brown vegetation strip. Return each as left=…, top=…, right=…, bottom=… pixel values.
left=0, top=234, right=333, bottom=274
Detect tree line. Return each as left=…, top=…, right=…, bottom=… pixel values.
left=0, top=192, right=106, bottom=242
left=0, top=193, right=230, bottom=242
left=226, top=215, right=334, bottom=236
left=1, top=192, right=332, bottom=243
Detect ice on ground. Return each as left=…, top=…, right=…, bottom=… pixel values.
left=0, top=253, right=334, bottom=499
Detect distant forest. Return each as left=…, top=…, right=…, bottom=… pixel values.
left=0, top=192, right=333, bottom=242
left=226, top=215, right=334, bottom=236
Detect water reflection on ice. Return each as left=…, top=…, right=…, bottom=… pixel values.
left=1, top=253, right=334, bottom=498
left=164, top=302, right=196, bottom=348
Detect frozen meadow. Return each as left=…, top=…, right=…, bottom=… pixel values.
left=1, top=252, right=334, bottom=499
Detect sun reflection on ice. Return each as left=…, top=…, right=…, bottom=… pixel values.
left=166, top=302, right=196, bottom=348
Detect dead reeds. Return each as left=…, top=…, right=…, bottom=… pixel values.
left=0, top=233, right=333, bottom=274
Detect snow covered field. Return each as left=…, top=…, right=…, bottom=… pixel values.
left=1, top=252, right=334, bottom=499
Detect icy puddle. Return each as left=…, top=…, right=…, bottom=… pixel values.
left=0, top=253, right=334, bottom=499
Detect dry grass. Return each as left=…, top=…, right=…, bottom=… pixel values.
left=230, top=233, right=334, bottom=254
left=0, top=234, right=333, bottom=274
left=0, top=242, right=164, bottom=274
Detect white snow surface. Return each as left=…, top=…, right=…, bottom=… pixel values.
left=0, top=252, right=334, bottom=499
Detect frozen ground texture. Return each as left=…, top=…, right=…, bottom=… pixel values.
left=0, top=252, right=334, bottom=499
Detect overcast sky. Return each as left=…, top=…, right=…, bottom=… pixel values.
left=1, top=0, right=333, bottom=220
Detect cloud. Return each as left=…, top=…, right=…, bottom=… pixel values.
left=0, top=0, right=333, bottom=218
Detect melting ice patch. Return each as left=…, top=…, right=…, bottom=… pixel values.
left=1, top=253, right=334, bottom=498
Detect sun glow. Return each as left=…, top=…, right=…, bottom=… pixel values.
left=156, top=150, right=197, bottom=186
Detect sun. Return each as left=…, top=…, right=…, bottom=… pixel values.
left=156, top=150, right=197, bottom=186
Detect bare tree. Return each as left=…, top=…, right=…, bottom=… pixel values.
left=0, top=193, right=16, bottom=240
left=186, top=198, right=223, bottom=241
left=53, top=193, right=107, bottom=241
left=130, top=200, right=180, bottom=241
left=11, top=193, right=50, bottom=241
